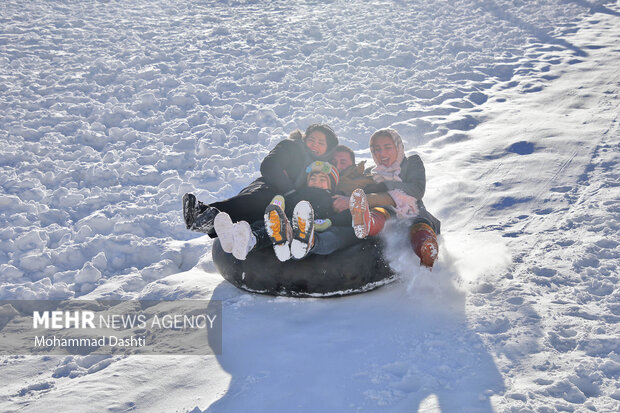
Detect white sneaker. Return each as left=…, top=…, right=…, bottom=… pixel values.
left=291, top=201, right=315, bottom=260
left=214, top=212, right=234, bottom=253
left=232, top=221, right=256, bottom=261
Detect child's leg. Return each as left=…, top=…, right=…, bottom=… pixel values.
left=249, top=220, right=272, bottom=251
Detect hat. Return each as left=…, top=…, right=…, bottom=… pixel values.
left=305, top=161, right=339, bottom=189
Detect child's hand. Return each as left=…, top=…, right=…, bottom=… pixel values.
left=314, top=219, right=332, bottom=232
left=356, top=160, right=366, bottom=174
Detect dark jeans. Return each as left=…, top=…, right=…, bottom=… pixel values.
left=311, top=226, right=359, bottom=255
left=252, top=221, right=359, bottom=257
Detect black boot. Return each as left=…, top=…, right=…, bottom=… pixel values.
left=193, top=205, right=220, bottom=234
left=184, top=193, right=218, bottom=234
left=183, top=193, right=198, bottom=229
left=250, top=221, right=273, bottom=251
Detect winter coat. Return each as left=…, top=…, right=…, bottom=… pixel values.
left=367, top=156, right=440, bottom=234
left=336, top=161, right=375, bottom=196
left=366, top=154, right=426, bottom=200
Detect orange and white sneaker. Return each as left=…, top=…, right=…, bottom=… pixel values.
left=264, top=196, right=291, bottom=262
left=291, top=201, right=315, bottom=260
left=349, top=188, right=370, bottom=239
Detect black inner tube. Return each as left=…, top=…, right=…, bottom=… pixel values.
left=212, top=238, right=397, bottom=297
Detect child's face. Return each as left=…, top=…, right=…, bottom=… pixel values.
left=307, top=172, right=330, bottom=190
left=371, top=135, right=398, bottom=167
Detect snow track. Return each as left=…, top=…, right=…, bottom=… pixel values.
left=438, top=10, right=620, bottom=412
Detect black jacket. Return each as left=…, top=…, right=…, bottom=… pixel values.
left=365, top=155, right=441, bottom=234
left=258, top=131, right=339, bottom=194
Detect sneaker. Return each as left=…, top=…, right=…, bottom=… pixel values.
left=182, top=193, right=197, bottom=229
left=270, top=195, right=285, bottom=211
left=264, top=200, right=291, bottom=262
left=291, top=201, right=315, bottom=260
left=349, top=188, right=370, bottom=239
left=232, top=221, right=256, bottom=261
left=214, top=212, right=234, bottom=253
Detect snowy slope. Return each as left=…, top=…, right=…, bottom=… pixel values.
left=1, top=0, right=619, bottom=412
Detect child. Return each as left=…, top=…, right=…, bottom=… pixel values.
left=264, top=161, right=341, bottom=261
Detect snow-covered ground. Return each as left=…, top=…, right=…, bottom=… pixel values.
left=1, top=0, right=618, bottom=411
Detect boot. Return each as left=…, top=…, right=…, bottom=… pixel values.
left=192, top=205, right=220, bottom=235
left=182, top=193, right=198, bottom=229
left=183, top=193, right=210, bottom=228
left=183, top=193, right=218, bottom=234
left=223, top=220, right=270, bottom=261
left=409, top=223, right=438, bottom=268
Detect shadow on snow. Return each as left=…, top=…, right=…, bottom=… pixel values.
left=204, top=263, right=505, bottom=412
